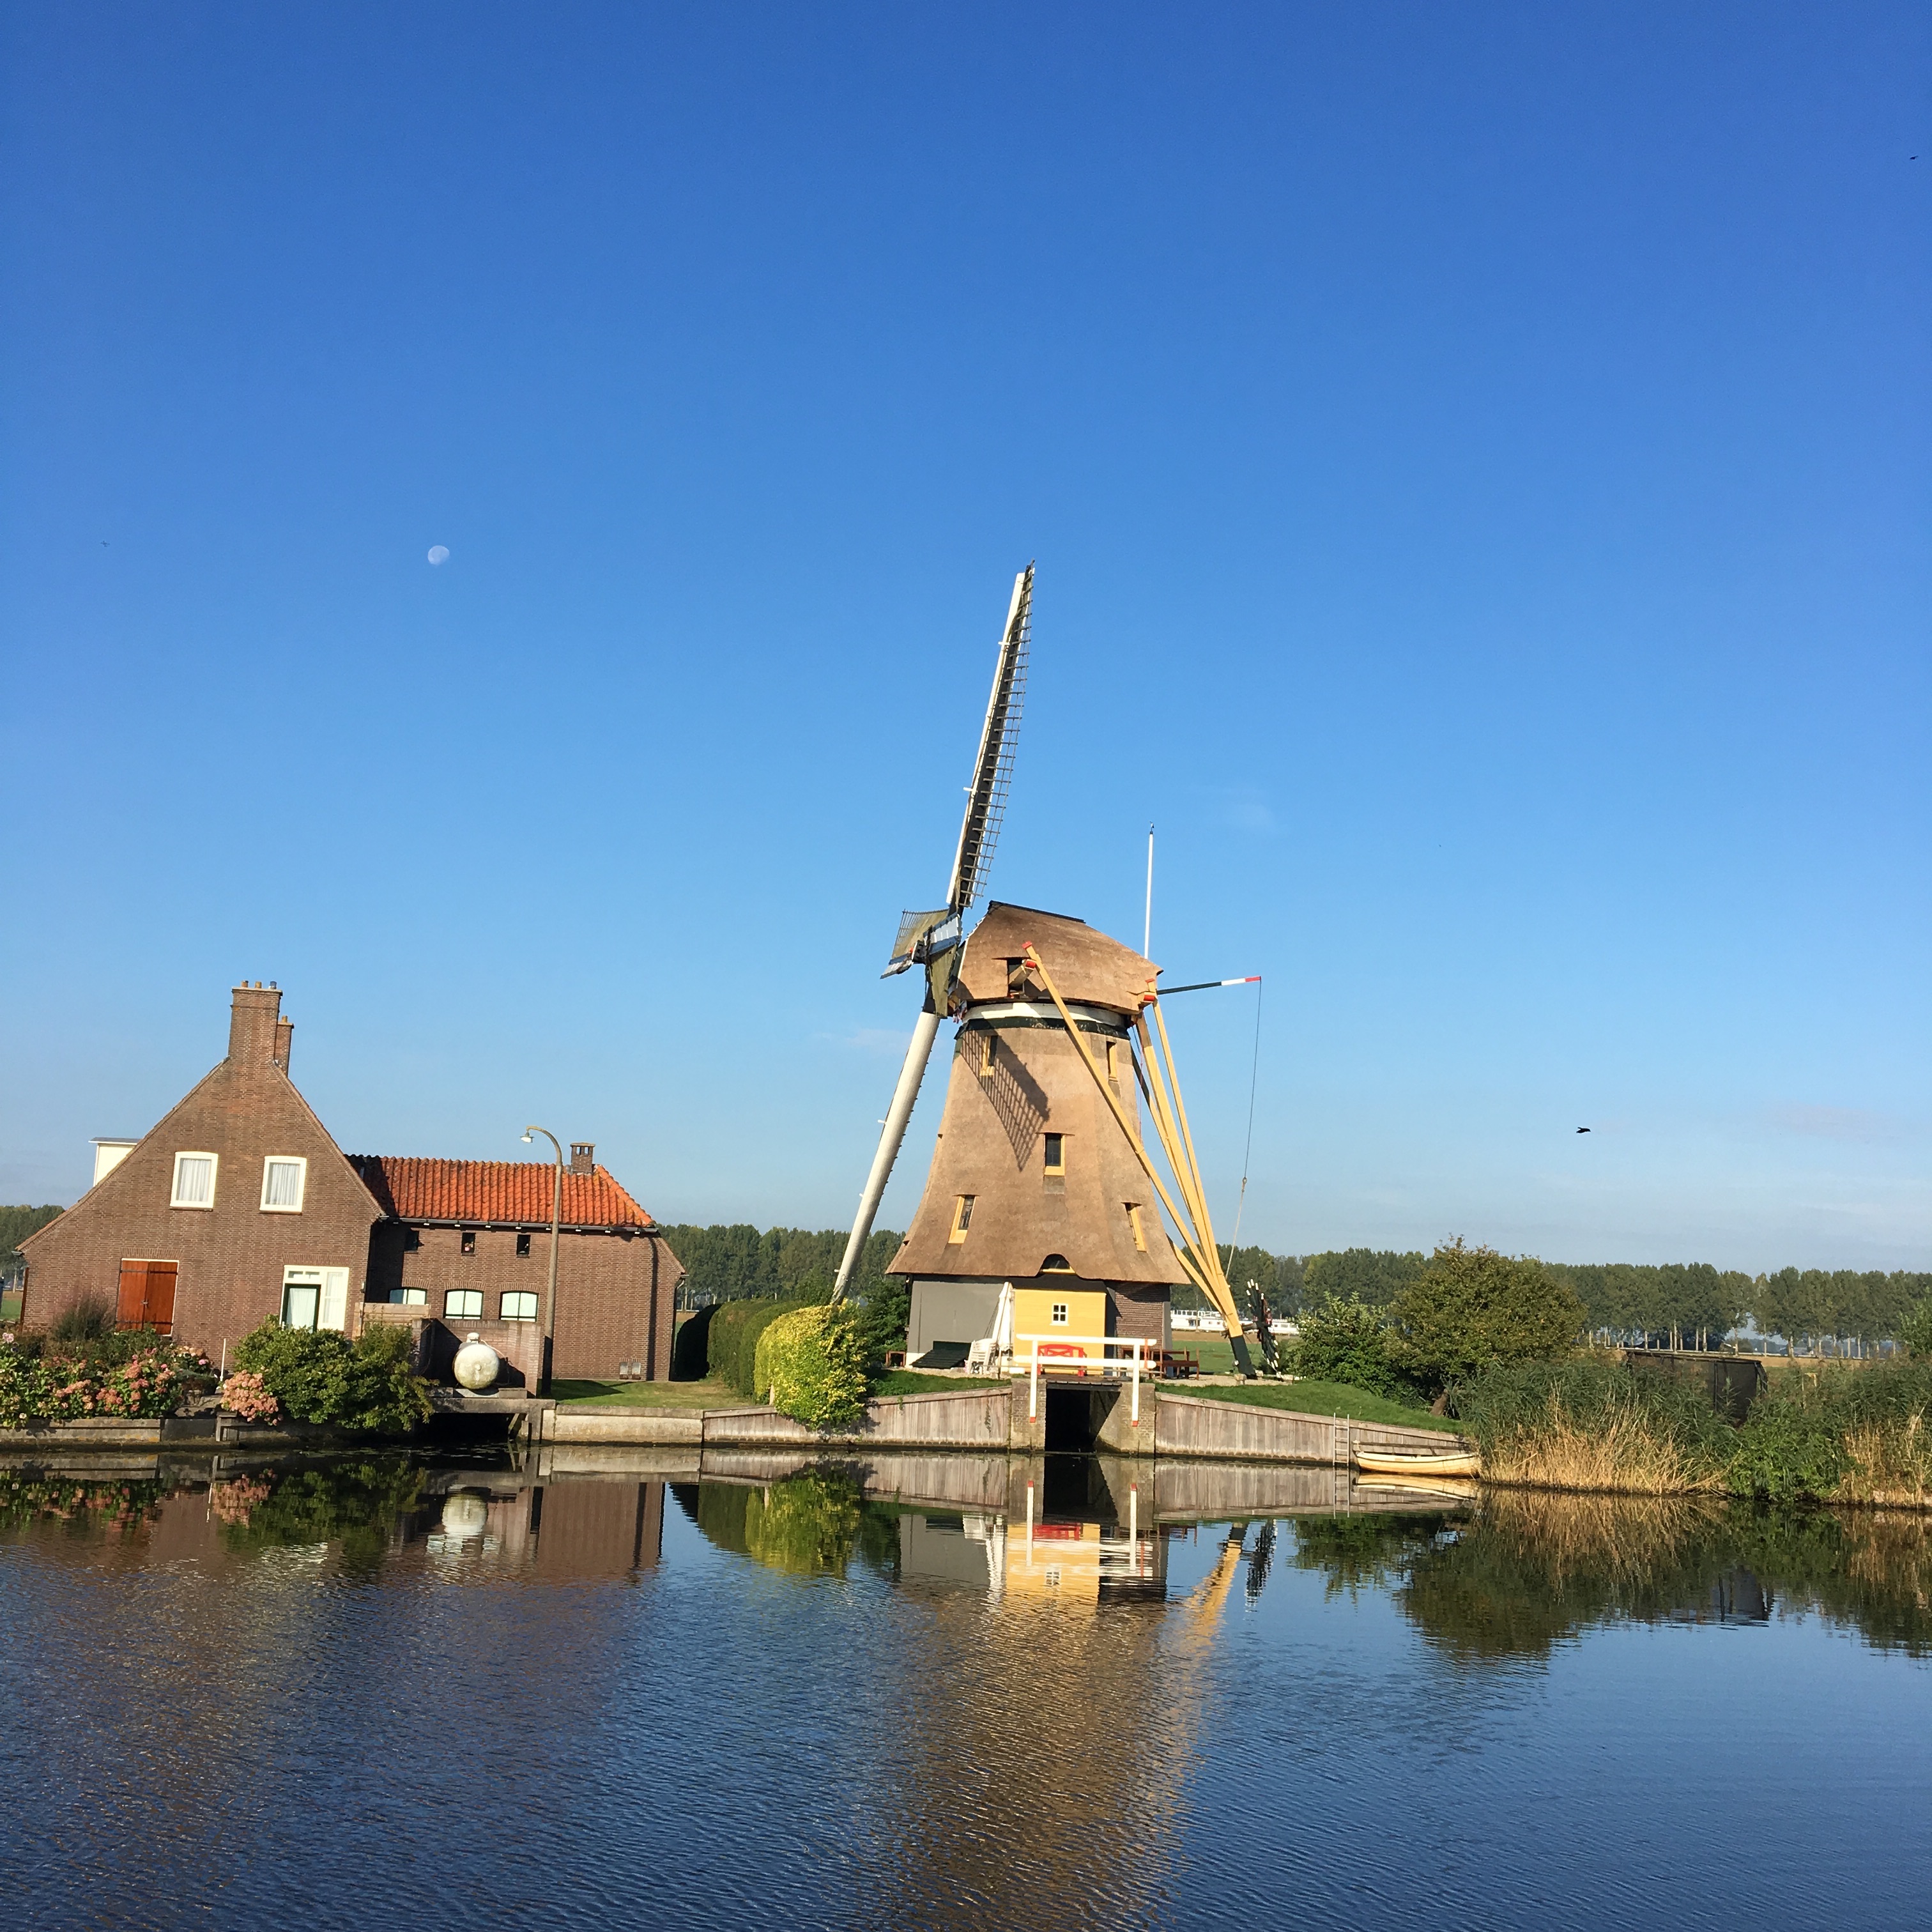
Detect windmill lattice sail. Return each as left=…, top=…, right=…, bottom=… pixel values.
left=830, top=565, right=1034, bottom=1303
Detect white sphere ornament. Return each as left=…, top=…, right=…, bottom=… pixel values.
left=453, top=1332, right=500, bottom=1393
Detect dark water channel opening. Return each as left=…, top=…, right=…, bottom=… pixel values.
left=1043, top=1382, right=1118, bottom=1450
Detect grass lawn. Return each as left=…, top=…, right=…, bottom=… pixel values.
left=551, top=1376, right=739, bottom=1410
left=870, top=1370, right=1008, bottom=1399
left=1174, top=1377, right=1460, bottom=1432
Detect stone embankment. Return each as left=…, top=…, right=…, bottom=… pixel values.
left=0, top=1383, right=1468, bottom=1466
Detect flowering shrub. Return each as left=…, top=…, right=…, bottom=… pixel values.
left=218, top=1371, right=280, bottom=1423
left=0, top=1340, right=206, bottom=1427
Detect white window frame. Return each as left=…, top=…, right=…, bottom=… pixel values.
left=259, top=1155, right=308, bottom=1213
left=445, top=1288, right=484, bottom=1320
left=1051, top=1301, right=1070, bottom=1326
left=171, top=1152, right=219, bottom=1209
left=282, top=1266, right=348, bottom=1331
left=500, top=1291, right=538, bottom=1322
left=390, top=1287, right=426, bottom=1307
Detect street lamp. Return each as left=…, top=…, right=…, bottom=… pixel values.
left=521, top=1126, right=564, bottom=1392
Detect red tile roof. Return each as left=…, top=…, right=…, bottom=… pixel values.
left=348, top=1156, right=657, bottom=1230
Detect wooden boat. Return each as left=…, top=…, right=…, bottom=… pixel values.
left=1353, top=1446, right=1482, bottom=1479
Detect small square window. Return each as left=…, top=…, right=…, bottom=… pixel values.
left=516, top=1232, right=532, bottom=1259
left=260, top=1157, right=306, bottom=1213
left=501, top=1291, right=538, bottom=1322
left=1051, top=1302, right=1069, bottom=1326
left=171, top=1153, right=217, bottom=1209
left=1043, top=1133, right=1064, bottom=1174
left=949, top=1195, right=974, bottom=1243
left=445, top=1289, right=483, bottom=1319
left=390, top=1288, right=426, bottom=1307
left=460, top=1231, right=476, bottom=1257
left=402, top=1229, right=420, bottom=1252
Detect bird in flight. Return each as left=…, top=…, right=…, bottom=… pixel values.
left=1576, top=1126, right=1591, bottom=1134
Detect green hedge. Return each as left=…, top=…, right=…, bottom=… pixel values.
left=753, top=1307, right=869, bottom=1430
left=706, top=1291, right=829, bottom=1400
left=233, top=1322, right=432, bottom=1434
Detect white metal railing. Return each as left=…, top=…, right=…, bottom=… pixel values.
left=1013, top=1332, right=1152, bottom=1424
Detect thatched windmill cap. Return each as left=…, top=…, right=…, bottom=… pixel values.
left=954, top=903, right=1156, bottom=1015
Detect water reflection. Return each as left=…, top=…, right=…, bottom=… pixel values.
left=4, top=1453, right=1931, bottom=1661
left=3, top=1450, right=1931, bottom=1929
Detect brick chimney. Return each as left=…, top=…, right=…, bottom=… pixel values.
left=229, top=983, right=284, bottom=1066
left=569, top=1141, right=595, bottom=1176
left=273, top=1016, right=294, bottom=1073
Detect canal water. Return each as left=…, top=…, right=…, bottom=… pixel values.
left=3, top=1450, right=1928, bottom=1931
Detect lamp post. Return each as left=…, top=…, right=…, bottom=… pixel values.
left=521, top=1126, right=564, bottom=1392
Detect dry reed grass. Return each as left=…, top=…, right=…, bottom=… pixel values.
left=1837, top=1410, right=1932, bottom=1509
left=1480, top=1392, right=1726, bottom=1496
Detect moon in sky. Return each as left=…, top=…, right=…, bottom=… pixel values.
left=427, top=545, right=450, bottom=565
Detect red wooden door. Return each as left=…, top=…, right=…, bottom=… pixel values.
left=116, top=1261, right=178, bottom=1335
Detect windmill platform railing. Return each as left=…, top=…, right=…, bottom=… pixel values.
left=1016, top=1332, right=1153, bottom=1424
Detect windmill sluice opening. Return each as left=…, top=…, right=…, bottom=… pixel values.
left=1043, top=1383, right=1121, bottom=1452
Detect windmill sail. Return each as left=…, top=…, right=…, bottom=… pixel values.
left=830, top=565, right=1034, bottom=1303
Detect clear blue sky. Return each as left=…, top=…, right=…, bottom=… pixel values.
left=4, top=4, right=1926, bottom=1271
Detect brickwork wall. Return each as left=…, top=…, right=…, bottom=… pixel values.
left=365, top=1225, right=682, bottom=1382
left=19, top=1014, right=380, bottom=1361
left=1107, top=1279, right=1170, bottom=1346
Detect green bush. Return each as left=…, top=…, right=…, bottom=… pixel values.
left=753, top=1306, right=870, bottom=1431
left=233, top=1321, right=432, bottom=1434
left=1282, top=1296, right=1419, bottom=1401
left=850, top=1277, right=911, bottom=1375
left=1903, top=1296, right=1932, bottom=1361
left=0, top=1338, right=206, bottom=1427
left=707, top=1290, right=829, bottom=1400
left=1729, top=1362, right=1932, bottom=1501
left=1386, top=1238, right=1586, bottom=1393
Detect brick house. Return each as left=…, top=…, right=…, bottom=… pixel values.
left=17, top=984, right=682, bottom=1384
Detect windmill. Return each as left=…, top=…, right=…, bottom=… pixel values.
left=827, top=565, right=1034, bottom=1303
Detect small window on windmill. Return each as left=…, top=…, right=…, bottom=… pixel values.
left=1106, top=1038, right=1124, bottom=1083
left=1051, top=1301, right=1069, bottom=1326
left=950, top=1195, right=975, bottom=1243
left=977, top=1030, right=996, bottom=1076
left=1043, top=1133, right=1064, bottom=1174
left=1041, top=1254, right=1072, bottom=1272
left=1126, top=1203, right=1147, bottom=1252
left=1006, top=958, right=1030, bottom=997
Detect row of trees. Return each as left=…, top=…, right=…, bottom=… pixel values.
left=1176, top=1245, right=1932, bottom=1351
left=657, top=1224, right=903, bottom=1310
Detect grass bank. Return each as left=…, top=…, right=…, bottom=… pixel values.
left=1177, top=1377, right=1461, bottom=1432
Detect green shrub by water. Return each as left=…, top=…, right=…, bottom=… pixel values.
left=233, top=1321, right=431, bottom=1434
left=706, top=1289, right=830, bottom=1399
left=753, top=1307, right=869, bottom=1431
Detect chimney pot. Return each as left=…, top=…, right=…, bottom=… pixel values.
left=569, top=1142, right=595, bottom=1176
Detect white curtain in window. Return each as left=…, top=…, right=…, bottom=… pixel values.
left=264, top=1160, right=304, bottom=1209
left=174, top=1156, right=214, bottom=1206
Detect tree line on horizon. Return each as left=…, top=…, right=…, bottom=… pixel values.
left=1196, top=1245, right=1932, bottom=1351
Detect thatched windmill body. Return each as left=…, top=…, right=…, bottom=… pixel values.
left=891, top=903, right=1186, bottom=1361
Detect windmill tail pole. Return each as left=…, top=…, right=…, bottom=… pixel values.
left=1021, top=945, right=1257, bottom=1378
left=831, top=1005, right=943, bottom=1303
